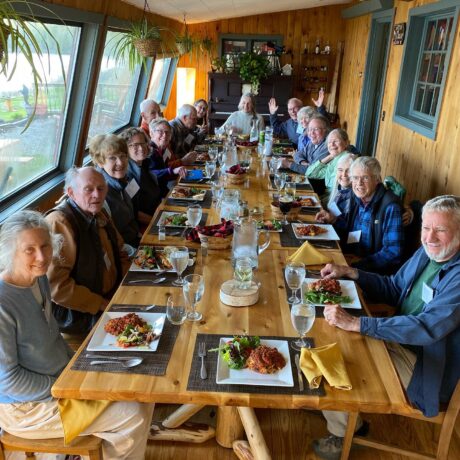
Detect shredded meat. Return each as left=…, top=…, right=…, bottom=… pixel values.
left=104, top=313, right=147, bottom=336
left=246, top=345, right=286, bottom=374
left=308, top=279, right=342, bottom=295
left=297, top=224, right=327, bottom=236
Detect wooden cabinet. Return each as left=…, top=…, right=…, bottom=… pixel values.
left=301, top=53, right=334, bottom=94
left=208, top=72, right=293, bottom=130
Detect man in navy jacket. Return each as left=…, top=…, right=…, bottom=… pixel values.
left=313, top=194, right=460, bottom=459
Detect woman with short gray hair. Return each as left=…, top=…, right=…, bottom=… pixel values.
left=221, top=92, right=265, bottom=135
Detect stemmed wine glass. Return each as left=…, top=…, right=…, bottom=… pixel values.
left=274, top=172, right=286, bottom=194
left=279, top=194, right=293, bottom=225
left=183, top=274, right=205, bottom=321
left=187, top=204, right=202, bottom=228
left=284, top=261, right=306, bottom=304
left=169, top=246, right=189, bottom=286
left=290, top=303, right=316, bottom=350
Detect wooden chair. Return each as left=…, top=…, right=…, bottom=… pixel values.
left=343, top=380, right=460, bottom=460
left=0, top=431, right=103, bottom=460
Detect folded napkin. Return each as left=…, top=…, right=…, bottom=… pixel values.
left=300, top=343, right=352, bottom=390
left=287, top=241, right=332, bottom=266
left=58, top=398, right=111, bottom=443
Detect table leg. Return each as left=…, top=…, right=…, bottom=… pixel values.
left=216, top=406, right=245, bottom=448
left=237, top=407, right=272, bottom=460
left=162, top=404, right=206, bottom=428
left=233, top=440, right=254, bottom=460
left=340, top=411, right=359, bottom=460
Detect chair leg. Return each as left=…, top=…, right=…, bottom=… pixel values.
left=340, top=411, right=359, bottom=460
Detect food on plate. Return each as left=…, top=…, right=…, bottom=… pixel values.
left=211, top=336, right=261, bottom=369
left=299, top=197, right=316, bottom=207
left=196, top=152, right=211, bottom=161
left=171, top=187, right=204, bottom=199
left=133, top=246, right=172, bottom=270
left=236, top=134, right=250, bottom=141
left=272, top=146, right=295, bottom=156
left=104, top=313, right=156, bottom=348
left=246, top=345, right=286, bottom=374
left=196, top=219, right=234, bottom=237
left=256, top=219, right=282, bottom=231
left=226, top=164, right=246, bottom=175
left=305, top=279, right=352, bottom=304
left=296, top=224, right=327, bottom=236
left=236, top=139, right=258, bottom=147
left=162, top=213, right=188, bottom=226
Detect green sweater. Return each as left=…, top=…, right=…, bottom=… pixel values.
left=306, top=151, right=349, bottom=194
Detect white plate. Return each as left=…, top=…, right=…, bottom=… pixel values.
left=87, top=312, right=166, bottom=352
left=256, top=220, right=283, bottom=232
left=216, top=338, right=294, bottom=387
left=170, top=187, right=207, bottom=201
left=129, top=246, right=173, bottom=272
left=157, top=211, right=188, bottom=227
left=291, top=223, right=340, bottom=240
left=298, top=195, right=320, bottom=208
left=301, top=278, right=362, bottom=309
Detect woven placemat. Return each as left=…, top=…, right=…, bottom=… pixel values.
left=279, top=225, right=340, bottom=249
left=71, top=305, right=180, bottom=375
left=148, top=213, right=208, bottom=235
left=187, top=334, right=324, bottom=396
left=122, top=249, right=197, bottom=287
left=165, top=191, right=212, bottom=209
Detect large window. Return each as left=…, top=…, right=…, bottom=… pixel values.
left=148, top=57, right=177, bottom=107
left=86, top=30, right=141, bottom=143
left=0, top=22, right=80, bottom=200
left=394, top=1, right=459, bottom=139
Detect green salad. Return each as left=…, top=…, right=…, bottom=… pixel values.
left=304, top=292, right=352, bottom=305
left=210, top=335, right=260, bottom=369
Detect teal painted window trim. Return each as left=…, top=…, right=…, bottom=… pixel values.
left=393, top=1, right=459, bottom=140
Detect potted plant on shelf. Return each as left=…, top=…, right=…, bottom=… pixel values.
left=211, top=56, right=227, bottom=73
left=238, top=52, right=271, bottom=94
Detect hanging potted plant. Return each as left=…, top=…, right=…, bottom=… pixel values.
left=200, top=36, right=213, bottom=56
left=175, top=15, right=198, bottom=57
left=0, top=0, right=67, bottom=131
left=238, top=52, right=271, bottom=94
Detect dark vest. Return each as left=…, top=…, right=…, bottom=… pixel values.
left=47, top=200, right=122, bottom=333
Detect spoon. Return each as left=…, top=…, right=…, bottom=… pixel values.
left=86, top=354, right=140, bottom=360
left=128, top=278, right=166, bottom=285
left=89, top=358, right=143, bottom=368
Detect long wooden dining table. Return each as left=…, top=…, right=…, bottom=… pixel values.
left=52, top=152, right=410, bottom=460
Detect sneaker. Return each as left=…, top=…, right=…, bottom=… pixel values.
left=312, top=434, right=343, bottom=460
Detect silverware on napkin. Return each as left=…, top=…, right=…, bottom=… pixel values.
left=295, top=353, right=304, bottom=392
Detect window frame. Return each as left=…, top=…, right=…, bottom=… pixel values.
left=148, top=57, right=178, bottom=108
left=393, top=0, right=459, bottom=140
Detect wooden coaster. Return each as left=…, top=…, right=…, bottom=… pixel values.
left=220, top=280, right=259, bottom=307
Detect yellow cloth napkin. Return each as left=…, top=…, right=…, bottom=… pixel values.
left=58, top=398, right=111, bottom=444
left=300, top=343, right=352, bottom=390
left=287, top=241, right=332, bottom=266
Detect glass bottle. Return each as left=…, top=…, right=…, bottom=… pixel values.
left=249, top=118, right=259, bottom=142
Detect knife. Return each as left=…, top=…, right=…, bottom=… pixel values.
left=295, top=353, right=304, bottom=392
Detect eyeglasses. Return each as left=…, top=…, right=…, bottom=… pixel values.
left=128, top=142, right=147, bottom=149
left=351, top=175, right=373, bottom=183
left=308, top=127, right=325, bottom=133
left=153, top=129, right=171, bottom=136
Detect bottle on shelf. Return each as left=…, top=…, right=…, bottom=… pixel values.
left=315, top=39, right=320, bottom=55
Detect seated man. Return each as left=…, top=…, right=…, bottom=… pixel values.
left=46, top=166, right=130, bottom=334
left=281, top=114, right=330, bottom=174
left=313, top=194, right=460, bottom=460
left=139, top=98, right=161, bottom=139
left=169, top=104, right=200, bottom=158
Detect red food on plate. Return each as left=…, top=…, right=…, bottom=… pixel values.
left=308, top=278, right=342, bottom=296
left=246, top=345, right=286, bottom=374
left=226, top=164, right=246, bottom=175
left=296, top=224, right=327, bottom=236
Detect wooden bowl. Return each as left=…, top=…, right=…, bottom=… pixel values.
left=226, top=172, right=246, bottom=184
left=198, top=233, right=233, bottom=250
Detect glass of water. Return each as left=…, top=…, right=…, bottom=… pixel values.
left=183, top=274, right=205, bottom=321
left=290, top=303, right=315, bottom=350
left=169, top=246, right=189, bottom=286
left=234, top=257, right=253, bottom=289
left=285, top=181, right=296, bottom=199
left=274, top=172, right=286, bottom=193
left=187, top=204, right=202, bottom=228
left=205, top=160, right=216, bottom=179
left=166, top=296, right=186, bottom=325
left=208, top=146, right=218, bottom=161
left=285, top=261, right=306, bottom=304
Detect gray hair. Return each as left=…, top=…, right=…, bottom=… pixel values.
left=177, top=104, right=196, bottom=119
left=119, top=127, right=148, bottom=144
left=423, top=195, right=460, bottom=226
left=140, top=98, right=160, bottom=113
left=149, top=117, right=171, bottom=133
left=64, top=166, right=103, bottom=192
left=297, top=106, right=316, bottom=122
left=238, top=93, right=257, bottom=115
left=0, top=210, right=62, bottom=273
left=327, top=128, right=350, bottom=145
left=308, top=113, right=331, bottom=131
left=287, top=98, right=303, bottom=107
left=328, top=153, right=358, bottom=207
left=350, top=156, right=381, bottom=179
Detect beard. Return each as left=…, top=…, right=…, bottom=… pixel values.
left=422, top=235, right=460, bottom=262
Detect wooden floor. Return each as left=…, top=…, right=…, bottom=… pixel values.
left=146, top=405, right=460, bottom=459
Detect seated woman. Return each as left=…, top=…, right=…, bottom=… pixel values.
left=119, top=127, right=163, bottom=226
left=296, top=106, right=317, bottom=152
left=89, top=134, right=140, bottom=248
left=194, top=98, right=209, bottom=136
left=221, top=93, right=265, bottom=135
left=0, top=210, right=154, bottom=459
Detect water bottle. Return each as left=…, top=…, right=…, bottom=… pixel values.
left=249, top=119, right=259, bottom=142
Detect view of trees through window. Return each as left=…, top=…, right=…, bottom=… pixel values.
left=0, top=22, right=80, bottom=200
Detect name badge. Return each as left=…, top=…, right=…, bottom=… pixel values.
left=163, top=148, right=172, bottom=161
left=422, top=282, right=434, bottom=303
left=103, top=252, right=112, bottom=271
left=185, top=133, right=195, bottom=145
left=296, top=123, right=304, bottom=135
left=125, top=178, right=140, bottom=198
left=328, top=202, right=342, bottom=217
left=347, top=230, right=361, bottom=244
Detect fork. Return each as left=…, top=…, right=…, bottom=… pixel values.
left=198, top=342, right=207, bottom=380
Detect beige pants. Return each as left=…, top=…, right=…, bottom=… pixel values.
left=323, top=342, right=417, bottom=437
left=0, top=399, right=154, bottom=460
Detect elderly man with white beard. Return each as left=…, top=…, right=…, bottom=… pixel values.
left=311, top=194, right=460, bottom=460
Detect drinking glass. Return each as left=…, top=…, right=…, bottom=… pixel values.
left=274, top=172, right=286, bottom=193
left=183, top=274, right=205, bottom=321
left=285, top=261, right=306, bottom=304
left=234, top=257, right=253, bottom=289
left=269, top=157, right=280, bottom=174
left=285, top=181, right=296, bottom=199
left=169, top=246, right=189, bottom=286
left=187, top=204, right=202, bottom=228
left=205, top=160, right=216, bottom=178
left=166, top=296, right=186, bottom=325
left=290, top=303, right=315, bottom=350
left=279, top=195, right=293, bottom=224
left=208, top=146, right=218, bottom=161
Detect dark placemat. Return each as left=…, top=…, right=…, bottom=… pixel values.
left=300, top=207, right=321, bottom=216
left=165, top=191, right=212, bottom=209
left=279, top=225, right=340, bottom=249
left=187, top=334, right=324, bottom=396
left=122, top=249, right=197, bottom=287
left=148, top=213, right=208, bottom=235
left=269, top=175, right=313, bottom=191
left=71, top=305, right=180, bottom=375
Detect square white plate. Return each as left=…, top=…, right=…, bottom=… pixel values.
left=129, top=246, right=173, bottom=272
left=157, top=211, right=188, bottom=227
left=291, top=223, right=340, bottom=240
left=256, top=220, right=283, bottom=232
left=298, top=195, right=320, bottom=208
left=216, top=338, right=294, bottom=387
left=87, top=312, right=166, bottom=352
left=170, top=188, right=207, bottom=201
left=301, top=278, right=362, bottom=309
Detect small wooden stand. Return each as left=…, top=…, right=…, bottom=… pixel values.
left=220, top=280, right=259, bottom=307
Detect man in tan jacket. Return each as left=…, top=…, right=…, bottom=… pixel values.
left=46, top=166, right=130, bottom=333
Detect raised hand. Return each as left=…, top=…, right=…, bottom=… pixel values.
left=268, top=98, right=279, bottom=115
left=311, top=88, right=325, bottom=108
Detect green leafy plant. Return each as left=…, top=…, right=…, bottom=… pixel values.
left=199, top=36, right=213, bottom=56
left=0, top=0, right=67, bottom=131
left=211, top=55, right=227, bottom=73
left=238, top=52, right=271, bottom=93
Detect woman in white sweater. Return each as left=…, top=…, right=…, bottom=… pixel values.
left=221, top=93, right=265, bottom=135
